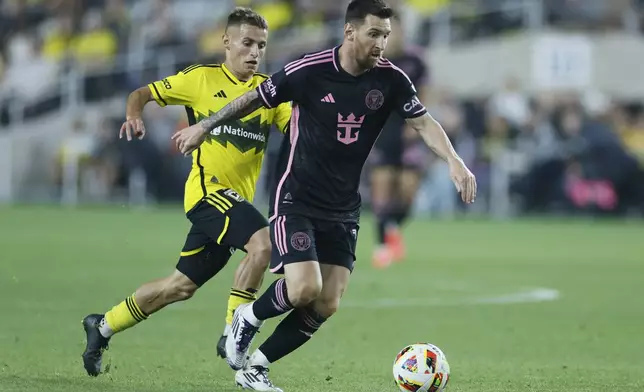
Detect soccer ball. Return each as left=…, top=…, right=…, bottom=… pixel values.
left=392, top=343, right=450, bottom=392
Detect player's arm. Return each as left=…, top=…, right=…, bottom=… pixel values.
left=198, top=69, right=296, bottom=134
left=403, top=60, right=430, bottom=140
left=198, top=89, right=265, bottom=134
left=394, top=74, right=476, bottom=203
left=173, top=68, right=299, bottom=155
left=273, top=102, right=293, bottom=133
left=121, top=69, right=200, bottom=141
left=406, top=112, right=458, bottom=163
left=120, top=86, right=153, bottom=141
left=408, top=112, right=477, bottom=203
left=406, top=113, right=476, bottom=203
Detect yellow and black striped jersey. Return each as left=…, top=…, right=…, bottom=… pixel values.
left=148, top=63, right=292, bottom=212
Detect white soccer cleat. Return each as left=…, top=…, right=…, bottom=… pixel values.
left=235, top=365, right=283, bottom=391
left=226, top=303, right=262, bottom=370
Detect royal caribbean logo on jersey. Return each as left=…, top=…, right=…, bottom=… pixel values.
left=197, top=111, right=270, bottom=154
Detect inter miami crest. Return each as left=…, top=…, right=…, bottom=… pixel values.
left=290, top=232, right=311, bottom=252
left=196, top=111, right=271, bottom=154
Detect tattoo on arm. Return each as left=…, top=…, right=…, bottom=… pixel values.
left=199, top=90, right=262, bottom=134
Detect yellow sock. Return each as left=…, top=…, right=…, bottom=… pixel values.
left=104, top=295, right=148, bottom=334
left=226, top=289, right=256, bottom=325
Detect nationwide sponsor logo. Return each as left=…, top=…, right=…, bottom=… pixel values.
left=212, top=125, right=266, bottom=143
left=197, top=111, right=270, bottom=154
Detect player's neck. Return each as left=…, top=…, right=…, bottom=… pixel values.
left=223, top=61, right=251, bottom=82
left=338, top=44, right=369, bottom=76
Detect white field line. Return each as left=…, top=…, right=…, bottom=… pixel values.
left=341, top=287, right=560, bottom=309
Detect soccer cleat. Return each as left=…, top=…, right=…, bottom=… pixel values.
left=235, top=365, right=283, bottom=391
left=385, top=226, right=406, bottom=262
left=226, top=303, right=262, bottom=370
left=217, top=334, right=227, bottom=359
left=217, top=324, right=231, bottom=359
left=372, top=246, right=393, bottom=269
left=81, top=314, right=110, bottom=376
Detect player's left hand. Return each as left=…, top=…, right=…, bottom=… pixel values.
left=171, top=123, right=207, bottom=156
left=448, top=158, right=477, bottom=204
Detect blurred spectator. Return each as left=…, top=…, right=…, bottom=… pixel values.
left=489, top=77, right=531, bottom=129
left=91, top=116, right=128, bottom=198
left=41, top=15, right=74, bottom=63
left=70, top=9, right=118, bottom=70
left=0, top=33, right=60, bottom=110
left=103, top=0, right=130, bottom=47
left=54, top=116, right=99, bottom=201
left=253, top=0, right=294, bottom=32
left=621, top=110, right=644, bottom=167
left=198, top=23, right=226, bottom=62
left=136, top=0, right=183, bottom=50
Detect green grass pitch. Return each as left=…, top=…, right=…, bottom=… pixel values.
left=1, top=205, right=643, bottom=391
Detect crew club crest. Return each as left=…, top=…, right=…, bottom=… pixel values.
left=365, top=89, right=384, bottom=110
left=290, top=232, right=311, bottom=251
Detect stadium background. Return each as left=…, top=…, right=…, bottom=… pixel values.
left=1, top=1, right=643, bottom=392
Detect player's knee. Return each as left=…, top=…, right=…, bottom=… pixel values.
left=173, top=284, right=196, bottom=301
left=246, top=229, right=272, bottom=269
left=164, top=274, right=198, bottom=302
left=248, top=242, right=271, bottom=269
left=314, top=296, right=341, bottom=319
left=287, top=279, right=322, bottom=307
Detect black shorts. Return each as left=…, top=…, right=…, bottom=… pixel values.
left=371, top=131, right=429, bottom=171
left=268, top=214, right=359, bottom=274
left=176, top=188, right=269, bottom=287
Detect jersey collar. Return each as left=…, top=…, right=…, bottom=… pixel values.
left=332, top=46, right=341, bottom=73
left=333, top=45, right=372, bottom=79
left=221, top=63, right=254, bottom=88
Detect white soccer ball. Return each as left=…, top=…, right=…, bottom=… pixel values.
left=392, top=343, right=451, bottom=392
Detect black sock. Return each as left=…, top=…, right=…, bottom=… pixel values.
left=393, top=203, right=411, bottom=227
left=252, top=278, right=293, bottom=321
left=258, top=306, right=327, bottom=363
left=377, top=215, right=387, bottom=244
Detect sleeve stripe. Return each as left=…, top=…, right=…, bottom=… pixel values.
left=150, top=83, right=167, bottom=106
left=257, top=86, right=272, bottom=108
left=408, top=108, right=427, bottom=118
left=377, top=59, right=415, bottom=91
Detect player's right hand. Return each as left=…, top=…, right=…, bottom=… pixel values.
left=119, top=117, right=146, bottom=141
left=448, top=158, right=477, bottom=204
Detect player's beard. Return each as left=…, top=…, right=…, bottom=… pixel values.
left=359, top=54, right=379, bottom=70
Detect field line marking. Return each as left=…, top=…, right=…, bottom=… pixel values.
left=341, top=287, right=560, bottom=308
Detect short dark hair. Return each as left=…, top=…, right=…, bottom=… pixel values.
left=345, top=0, right=395, bottom=24
left=226, top=7, right=268, bottom=31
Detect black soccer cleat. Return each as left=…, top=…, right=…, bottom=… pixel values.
left=216, top=334, right=227, bottom=359
left=81, top=314, right=110, bottom=376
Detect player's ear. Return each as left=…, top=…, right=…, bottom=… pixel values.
left=344, top=23, right=355, bottom=42
left=222, top=33, right=231, bottom=50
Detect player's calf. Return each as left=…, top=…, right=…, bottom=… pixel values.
left=225, top=262, right=322, bottom=370
left=220, top=228, right=271, bottom=359
left=81, top=271, right=199, bottom=376
left=135, top=270, right=199, bottom=314
left=246, top=264, right=347, bottom=370
left=225, top=228, right=272, bottom=325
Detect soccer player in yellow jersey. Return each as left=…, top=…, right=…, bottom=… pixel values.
left=81, top=8, right=291, bottom=377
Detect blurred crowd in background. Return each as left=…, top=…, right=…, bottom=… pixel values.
left=1, top=0, right=643, bottom=218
